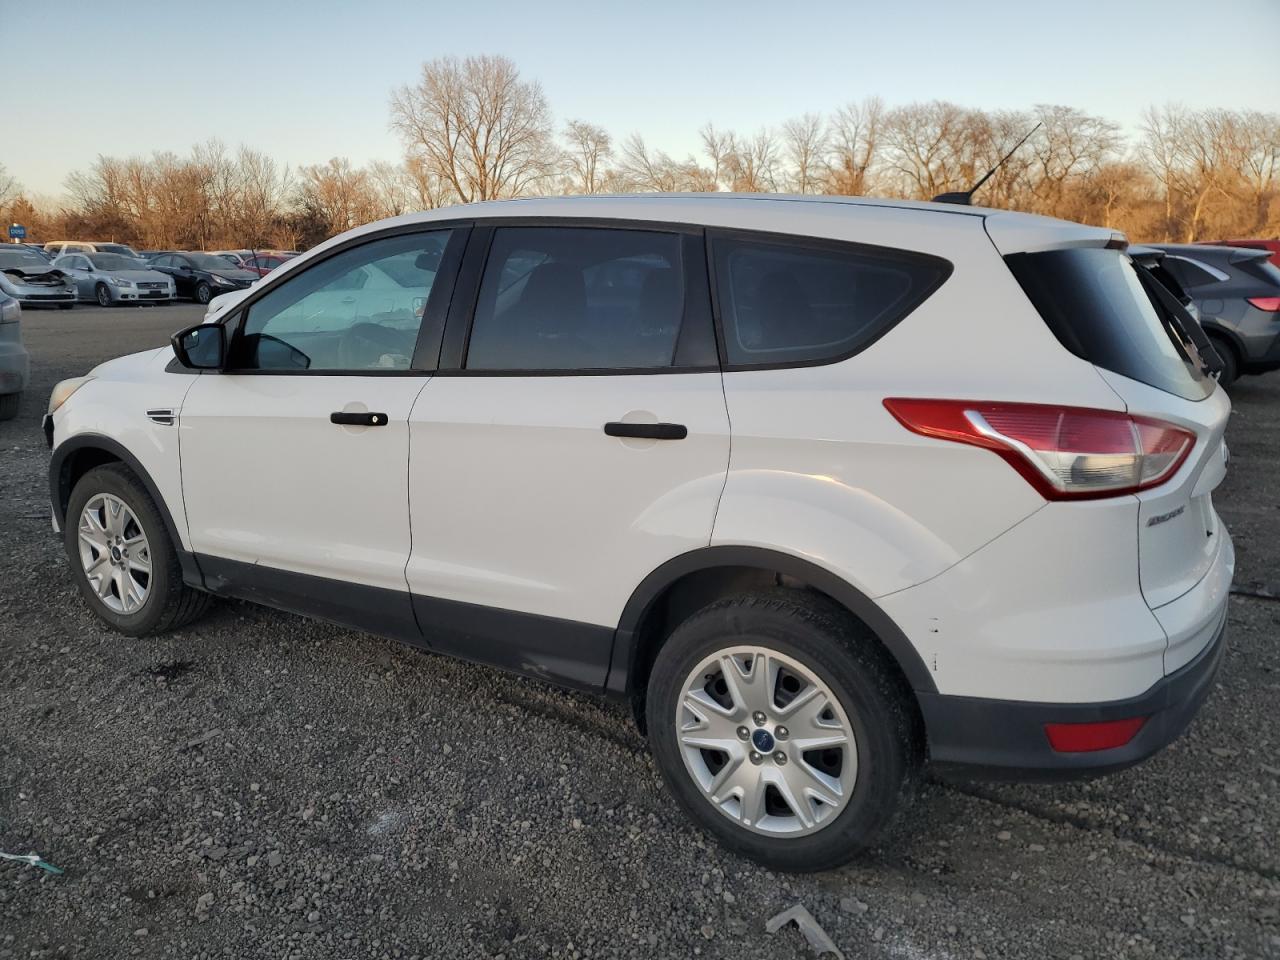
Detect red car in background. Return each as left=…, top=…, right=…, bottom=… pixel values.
left=1198, top=239, right=1280, bottom=268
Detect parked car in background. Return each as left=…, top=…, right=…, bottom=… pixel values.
left=211, top=249, right=253, bottom=267
left=1154, top=243, right=1280, bottom=386
left=52, top=253, right=176, bottom=307
left=238, top=252, right=296, bottom=277
left=0, top=247, right=77, bottom=308
left=44, top=241, right=143, bottom=260
left=1198, top=238, right=1280, bottom=268
left=45, top=195, right=1233, bottom=871
left=1127, top=245, right=1225, bottom=378
left=0, top=293, right=29, bottom=420
left=146, top=252, right=257, bottom=304
left=18, top=243, right=52, bottom=260
left=212, top=250, right=297, bottom=276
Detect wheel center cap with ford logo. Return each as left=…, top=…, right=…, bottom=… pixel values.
left=752, top=728, right=775, bottom=753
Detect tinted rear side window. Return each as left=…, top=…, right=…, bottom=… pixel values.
left=466, top=227, right=685, bottom=371
left=711, top=235, right=951, bottom=367
left=1006, top=247, right=1214, bottom=401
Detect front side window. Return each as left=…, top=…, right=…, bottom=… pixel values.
left=231, top=230, right=452, bottom=372
left=466, top=227, right=685, bottom=371
left=712, top=235, right=951, bottom=367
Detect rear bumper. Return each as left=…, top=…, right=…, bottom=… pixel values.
left=920, top=602, right=1226, bottom=782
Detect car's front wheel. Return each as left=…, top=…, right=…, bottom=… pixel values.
left=194, top=282, right=212, bottom=304
left=65, top=464, right=212, bottom=636
left=94, top=283, right=112, bottom=307
left=646, top=592, right=917, bottom=872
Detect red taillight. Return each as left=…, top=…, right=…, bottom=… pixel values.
left=883, top=399, right=1195, bottom=500
left=1246, top=296, right=1280, bottom=312
left=1044, top=717, right=1146, bottom=753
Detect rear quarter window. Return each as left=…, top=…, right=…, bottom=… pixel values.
left=1005, top=247, right=1214, bottom=401
left=710, top=234, right=951, bottom=368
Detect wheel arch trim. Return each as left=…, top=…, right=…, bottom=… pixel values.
left=49, top=433, right=204, bottom=587
left=607, top=545, right=937, bottom=700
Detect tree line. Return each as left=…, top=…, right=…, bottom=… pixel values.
left=3, top=54, right=1277, bottom=251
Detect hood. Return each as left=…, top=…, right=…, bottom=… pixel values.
left=206, top=287, right=252, bottom=318
left=111, top=269, right=172, bottom=283
left=88, top=346, right=170, bottom=379
left=1, top=266, right=71, bottom=286
left=210, top=268, right=258, bottom=282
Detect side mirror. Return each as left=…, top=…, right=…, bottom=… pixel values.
left=171, top=323, right=226, bottom=370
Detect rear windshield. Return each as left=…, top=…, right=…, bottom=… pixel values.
left=1006, top=247, right=1214, bottom=401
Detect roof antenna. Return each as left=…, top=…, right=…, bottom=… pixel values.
left=932, top=121, right=1043, bottom=205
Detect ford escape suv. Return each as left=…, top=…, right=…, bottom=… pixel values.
left=45, top=195, right=1233, bottom=871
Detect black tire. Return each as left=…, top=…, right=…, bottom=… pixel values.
left=95, top=283, right=112, bottom=307
left=646, top=591, right=918, bottom=872
left=194, top=282, right=212, bottom=305
left=1208, top=335, right=1238, bottom=388
left=0, top=393, right=19, bottom=421
left=64, top=463, right=212, bottom=636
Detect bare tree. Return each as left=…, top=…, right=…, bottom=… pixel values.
left=782, top=114, right=826, bottom=194
left=825, top=97, right=884, bottom=195
left=880, top=100, right=971, bottom=199
left=723, top=130, right=780, bottom=193
left=390, top=54, right=554, bottom=203
left=562, top=120, right=612, bottom=194
left=616, top=134, right=712, bottom=192
left=0, top=163, right=18, bottom=214
left=699, top=123, right=734, bottom=191
left=295, top=158, right=379, bottom=242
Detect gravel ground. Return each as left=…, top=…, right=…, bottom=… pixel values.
left=2, top=303, right=1278, bottom=959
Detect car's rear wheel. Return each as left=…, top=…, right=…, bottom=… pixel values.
left=1208, top=334, right=1238, bottom=387
left=0, top=393, right=19, bottom=421
left=194, top=282, right=212, bottom=304
left=65, top=464, right=212, bottom=636
left=94, top=283, right=112, bottom=307
left=646, top=592, right=917, bottom=872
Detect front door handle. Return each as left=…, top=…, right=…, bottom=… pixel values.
left=330, top=411, right=388, bottom=427
left=604, top=422, right=687, bottom=440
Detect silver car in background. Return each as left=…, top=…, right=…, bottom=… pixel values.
left=0, top=247, right=77, bottom=308
left=52, top=253, right=176, bottom=306
left=0, top=293, right=30, bottom=421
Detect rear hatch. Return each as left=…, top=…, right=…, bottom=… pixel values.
left=1004, top=244, right=1230, bottom=625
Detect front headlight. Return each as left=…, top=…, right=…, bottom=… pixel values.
left=48, top=376, right=94, bottom=415
left=111, top=277, right=134, bottom=288
left=211, top=275, right=234, bottom=286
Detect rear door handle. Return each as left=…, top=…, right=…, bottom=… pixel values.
left=603, top=422, right=687, bottom=440
left=330, top=411, right=388, bottom=427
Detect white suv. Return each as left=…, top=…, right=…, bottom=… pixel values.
left=45, top=195, right=1233, bottom=871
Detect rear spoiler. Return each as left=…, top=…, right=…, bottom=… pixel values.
left=1188, top=244, right=1272, bottom=266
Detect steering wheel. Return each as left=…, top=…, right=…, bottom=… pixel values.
left=336, top=322, right=414, bottom=370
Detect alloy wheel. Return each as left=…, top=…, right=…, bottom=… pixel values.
left=675, top=646, right=856, bottom=837
left=77, top=493, right=152, bottom=614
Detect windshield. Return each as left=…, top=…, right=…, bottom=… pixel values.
left=1006, top=246, right=1214, bottom=402
left=188, top=253, right=238, bottom=271
left=0, top=250, right=53, bottom=269
left=90, top=253, right=146, bottom=271
left=96, top=244, right=139, bottom=257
